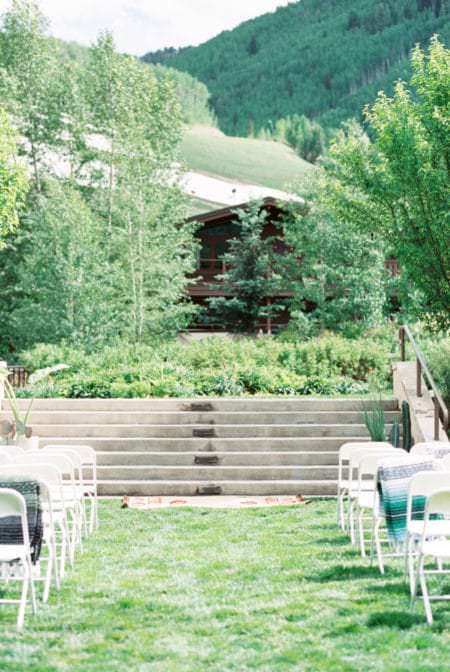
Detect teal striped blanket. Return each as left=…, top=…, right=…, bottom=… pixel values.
left=377, top=455, right=436, bottom=547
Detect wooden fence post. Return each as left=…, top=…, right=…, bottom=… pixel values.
left=0, top=361, right=6, bottom=405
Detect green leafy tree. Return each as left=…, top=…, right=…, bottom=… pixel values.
left=320, top=37, right=450, bottom=326
left=11, top=180, right=117, bottom=350
left=281, top=191, right=387, bottom=335
left=0, top=0, right=64, bottom=191
left=207, top=202, right=284, bottom=333
left=0, top=107, right=27, bottom=246
left=86, top=35, right=198, bottom=342
left=275, top=114, right=326, bottom=164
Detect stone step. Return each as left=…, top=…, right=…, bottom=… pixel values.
left=96, top=451, right=339, bottom=467
left=33, top=423, right=395, bottom=438
left=16, top=410, right=400, bottom=425
left=7, top=398, right=398, bottom=412
left=40, top=436, right=372, bottom=452
left=96, top=465, right=338, bottom=481
left=98, top=479, right=338, bottom=496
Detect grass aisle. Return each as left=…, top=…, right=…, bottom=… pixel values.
left=1, top=500, right=450, bottom=671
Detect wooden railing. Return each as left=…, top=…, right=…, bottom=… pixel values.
left=7, top=366, right=29, bottom=388
left=399, top=325, right=449, bottom=440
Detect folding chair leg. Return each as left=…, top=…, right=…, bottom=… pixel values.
left=374, top=517, right=385, bottom=574
left=43, top=544, right=54, bottom=603
left=349, top=500, right=356, bottom=545
left=28, top=559, right=37, bottom=615
left=358, top=509, right=366, bottom=557
left=419, top=561, right=433, bottom=625
left=17, top=563, right=29, bottom=631
left=407, top=536, right=417, bottom=596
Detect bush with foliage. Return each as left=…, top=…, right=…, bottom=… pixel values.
left=14, top=333, right=394, bottom=399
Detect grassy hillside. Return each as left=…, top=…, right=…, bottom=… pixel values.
left=145, top=0, right=449, bottom=135
left=180, top=126, right=313, bottom=192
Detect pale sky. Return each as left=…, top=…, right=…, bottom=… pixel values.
left=0, top=0, right=293, bottom=56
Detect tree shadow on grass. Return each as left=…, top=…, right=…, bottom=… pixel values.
left=367, top=611, right=424, bottom=629
left=307, top=564, right=383, bottom=582
left=366, top=581, right=409, bottom=596
left=314, top=536, right=351, bottom=547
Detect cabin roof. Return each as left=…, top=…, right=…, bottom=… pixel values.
left=186, top=197, right=288, bottom=225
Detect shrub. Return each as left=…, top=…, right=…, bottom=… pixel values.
left=14, top=333, right=394, bottom=398
left=426, top=337, right=450, bottom=401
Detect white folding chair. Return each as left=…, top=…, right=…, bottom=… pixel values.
left=338, top=442, right=393, bottom=532
left=13, top=453, right=80, bottom=565
left=411, top=488, right=450, bottom=624
left=405, top=471, right=450, bottom=596
left=0, top=463, right=67, bottom=590
left=43, top=445, right=98, bottom=533
left=347, top=444, right=397, bottom=543
left=40, top=448, right=87, bottom=541
left=354, top=450, right=403, bottom=559
left=0, top=488, right=37, bottom=629
left=411, top=442, right=450, bottom=456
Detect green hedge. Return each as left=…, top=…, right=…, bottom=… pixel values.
left=14, top=334, right=394, bottom=398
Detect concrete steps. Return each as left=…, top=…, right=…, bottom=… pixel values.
left=2, top=397, right=399, bottom=496
left=33, top=423, right=395, bottom=438
left=98, top=480, right=339, bottom=497
left=95, top=451, right=339, bottom=466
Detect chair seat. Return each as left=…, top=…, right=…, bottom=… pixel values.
left=408, top=520, right=450, bottom=537
left=349, top=485, right=375, bottom=498
left=422, top=539, right=450, bottom=558
left=0, top=545, right=27, bottom=562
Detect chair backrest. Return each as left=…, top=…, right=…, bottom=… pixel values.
left=425, top=489, right=450, bottom=519
left=42, top=444, right=96, bottom=465
left=411, top=442, right=450, bottom=456
left=357, top=450, right=402, bottom=491
left=348, top=446, right=397, bottom=480
left=40, top=448, right=83, bottom=482
left=338, top=442, right=395, bottom=486
left=42, top=444, right=97, bottom=488
left=0, top=463, right=62, bottom=488
left=0, top=444, right=25, bottom=457
left=0, top=449, right=13, bottom=463
left=0, top=488, right=29, bottom=548
left=407, top=471, right=450, bottom=523
left=339, top=442, right=392, bottom=462
left=0, top=487, right=27, bottom=518
left=13, top=453, right=74, bottom=485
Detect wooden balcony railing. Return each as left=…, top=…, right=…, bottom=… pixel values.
left=192, top=259, right=228, bottom=282
left=7, top=366, right=29, bottom=388
left=400, top=325, right=449, bottom=440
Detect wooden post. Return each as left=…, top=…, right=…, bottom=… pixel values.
left=433, top=396, right=440, bottom=441
left=266, top=298, right=272, bottom=336
left=399, top=328, right=406, bottom=362
left=0, top=361, right=6, bottom=405
left=416, top=359, right=422, bottom=397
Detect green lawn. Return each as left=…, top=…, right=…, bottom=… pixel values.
left=180, top=125, right=314, bottom=191
left=1, top=500, right=450, bottom=671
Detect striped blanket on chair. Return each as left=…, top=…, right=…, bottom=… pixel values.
left=377, top=455, right=436, bottom=547
left=0, top=478, right=43, bottom=563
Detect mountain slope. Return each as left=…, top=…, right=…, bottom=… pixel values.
left=180, top=126, right=312, bottom=191
left=144, top=0, right=449, bottom=135
left=180, top=126, right=314, bottom=215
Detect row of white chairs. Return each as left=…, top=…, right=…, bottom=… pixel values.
left=337, top=440, right=450, bottom=625
left=0, top=444, right=98, bottom=629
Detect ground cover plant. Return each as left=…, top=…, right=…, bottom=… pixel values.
left=14, top=332, right=395, bottom=399
left=1, top=500, right=450, bottom=671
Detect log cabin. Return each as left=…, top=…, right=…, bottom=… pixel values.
left=187, top=197, right=293, bottom=333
